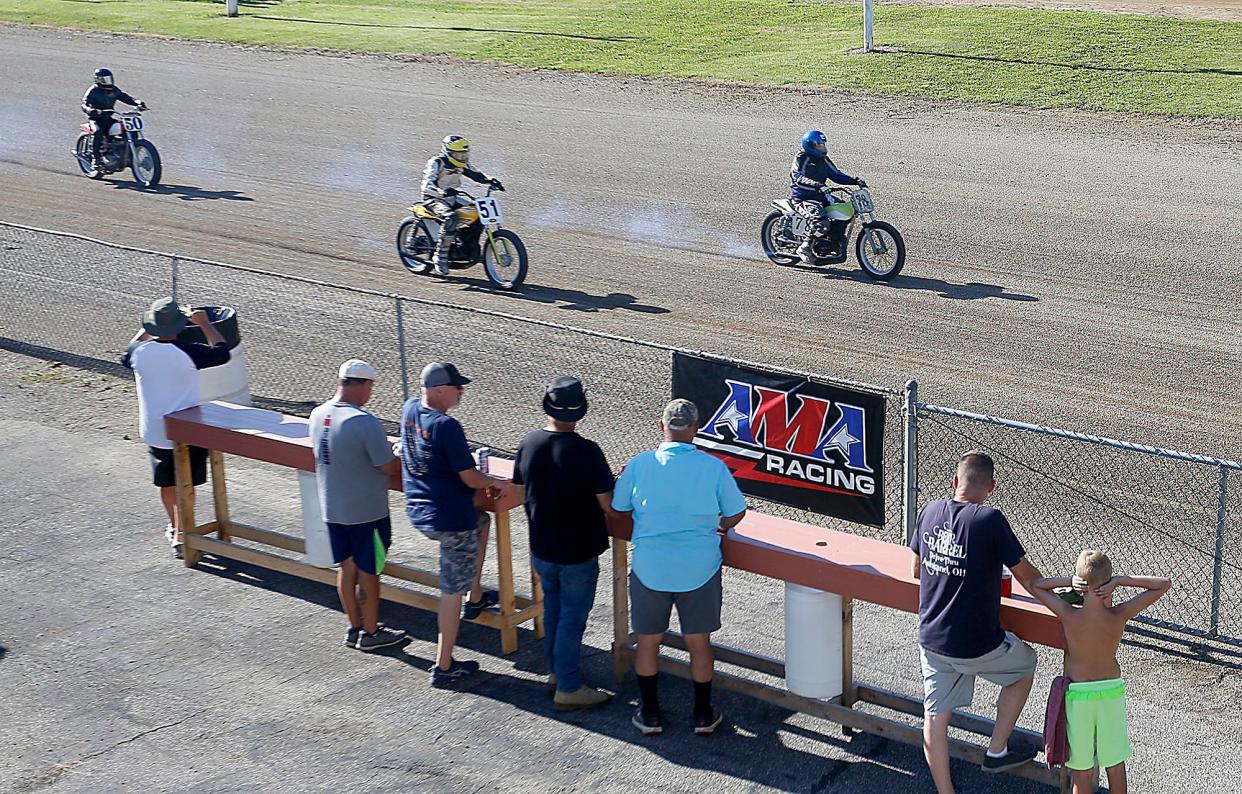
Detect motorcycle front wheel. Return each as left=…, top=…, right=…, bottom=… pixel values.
left=130, top=140, right=162, bottom=188
left=760, top=210, right=800, bottom=265
left=75, top=134, right=102, bottom=179
left=396, top=218, right=434, bottom=274
left=482, top=229, right=528, bottom=289
left=855, top=221, right=906, bottom=281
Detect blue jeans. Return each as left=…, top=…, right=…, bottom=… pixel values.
left=532, top=555, right=599, bottom=693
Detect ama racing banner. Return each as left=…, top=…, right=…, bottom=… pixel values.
left=672, top=352, right=886, bottom=527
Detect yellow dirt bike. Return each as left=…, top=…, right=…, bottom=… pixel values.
left=396, top=186, right=529, bottom=289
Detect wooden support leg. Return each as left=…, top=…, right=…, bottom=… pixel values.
left=611, top=537, right=631, bottom=684
left=210, top=450, right=231, bottom=542
left=174, top=442, right=198, bottom=568
left=531, top=559, right=545, bottom=640
left=494, top=508, right=518, bottom=655
left=841, top=597, right=855, bottom=706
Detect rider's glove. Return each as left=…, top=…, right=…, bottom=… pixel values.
left=856, top=179, right=868, bottom=188
left=442, top=187, right=459, bottom=197
left=490, top=178, right=505, bottom=192
left=137, top=101, right=148, bottom=109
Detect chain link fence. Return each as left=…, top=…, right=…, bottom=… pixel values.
left=2, top=220, right=1239, bottom=644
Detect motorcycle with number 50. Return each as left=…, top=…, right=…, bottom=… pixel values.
left=760, top=185, right=906, bottom=280
left=72, top=107, right=162, bottom=188
left=396, top=185, right=529, bottom=289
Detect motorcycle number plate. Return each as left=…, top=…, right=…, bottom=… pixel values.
left=122, top=116, right=144, bottom=132
left=789, top=214, right=812, bottom=236
left=474, top=197, right=503, bottom=227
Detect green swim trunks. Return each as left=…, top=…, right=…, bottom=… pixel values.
left=1065, top=678, right=1133, bottom=771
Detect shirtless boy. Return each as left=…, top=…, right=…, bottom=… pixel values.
left=1030, top=550, right=1172, bottom=794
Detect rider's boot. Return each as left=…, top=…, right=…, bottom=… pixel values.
left=797, top=238, right=816, bottom=265
left=432, top=234, right=453, bottom=276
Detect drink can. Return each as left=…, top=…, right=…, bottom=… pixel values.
left=475, top=446, right=490, bottom=474
left=1001, top=565, right=1013, bottom=598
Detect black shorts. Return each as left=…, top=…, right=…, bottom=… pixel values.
left=149, top=445, right=208, bottom=488
left=328, top=516, right=393, bottom=575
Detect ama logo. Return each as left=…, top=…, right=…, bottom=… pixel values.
left=696, top=379, right=876, bottom=497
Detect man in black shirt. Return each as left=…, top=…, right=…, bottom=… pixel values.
left=512, top=376, right=615, bottom=711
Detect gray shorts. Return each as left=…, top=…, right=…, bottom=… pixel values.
left=630, top=568, right=723, bottom=636
left=421, top=510, right=489, bottom=595
left=920, top=631, right=1038, bottom=716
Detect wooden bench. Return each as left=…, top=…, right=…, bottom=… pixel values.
left=164, top=400, right=542, bottom=654
left=609, top=510, right=1068, bottom=788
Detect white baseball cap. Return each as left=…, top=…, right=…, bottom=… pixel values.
left=339, top=359, right=377, bottom=381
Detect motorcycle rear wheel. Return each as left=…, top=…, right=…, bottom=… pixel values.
left=131, top=140, right=162, bottom=188
left=760, top=210, right=800, bottom=265
left=75, top=134, right=102, bottom=179
left=482, top=229, right=528, bottom=289
left=396, top=218, right=434, bottom=274
left=856, top=221, right=906, bottom=281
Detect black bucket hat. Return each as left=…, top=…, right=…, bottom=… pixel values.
left=543, top=376, right=588, bottom=422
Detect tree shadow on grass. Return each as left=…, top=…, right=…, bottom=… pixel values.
left=247, top=15, right=636, bottom=42
left=891, top=48, right=1242, bottom=78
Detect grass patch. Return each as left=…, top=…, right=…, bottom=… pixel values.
left=4, top=0, right=1241, bottom=117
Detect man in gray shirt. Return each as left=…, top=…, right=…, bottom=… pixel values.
left=310, top=359, right=407, bottom=652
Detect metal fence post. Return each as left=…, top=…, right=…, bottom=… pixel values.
left=863, top=0, right=875, bottom=52
left=1210, top=466, right=1228, bottom=636
left=902, top=379, right=919, bottom=543
left=394, top=296, right=410, bottom=402
left=171, top=256, right=179, bottom=303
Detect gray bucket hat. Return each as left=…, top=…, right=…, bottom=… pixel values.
left=142, top=297, right=190, bottom=337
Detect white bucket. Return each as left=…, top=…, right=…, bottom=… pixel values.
left=298, top=470, right=336, bottom=568
left=197, top=343, right=252, bottom=407
left=784, top=582, right=844, bottom=699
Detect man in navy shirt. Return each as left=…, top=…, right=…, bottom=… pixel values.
left=401, top=362, right=507, bottom=688
left=908, top=451, right=1046, bottom=792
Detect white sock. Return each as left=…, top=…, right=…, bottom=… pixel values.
left=986, top=748, right=1008, bottom=759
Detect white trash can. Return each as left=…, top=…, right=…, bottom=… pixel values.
left=784, top=582, right=844, bottom=699
left=298, top=470, right=336, bottom=568
left=178, top=306, right=252, bottom=407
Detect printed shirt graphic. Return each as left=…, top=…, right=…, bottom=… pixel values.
left=399, top=398, right=477, bottom=532
left=909, top=498, right=1025, bottom=658
left=309, top=401, right=395, bottom=525
left=612, top=442, right=747, bottom=593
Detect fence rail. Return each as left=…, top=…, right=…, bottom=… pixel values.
left=2, top=219, right=1238, bottom=646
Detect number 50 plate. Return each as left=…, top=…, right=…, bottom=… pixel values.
left=474, top=196, right=503, bottom=227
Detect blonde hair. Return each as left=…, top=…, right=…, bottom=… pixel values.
left=1075, top=550, right=1113, bottom=588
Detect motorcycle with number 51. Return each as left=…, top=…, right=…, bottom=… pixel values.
left=396, top=185, right=529, bottom=289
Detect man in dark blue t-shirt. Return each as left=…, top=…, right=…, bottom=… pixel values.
left=401, top=362, right=507, bottom=688
left=908, top=451, right=1046, bottom=792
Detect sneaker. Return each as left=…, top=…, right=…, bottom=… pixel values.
left=981, top=743, right=1039, bottom=773
left=546, top=673, right=557, bottom=696
left=462, top=590, right=500, bottom=621
left=344, top=626, right=362, bottom=648
left=430, top=659, right=480, bottom=688
left=632, top=707, right=663, bottom=736
left=553, top=686, right=612, bottom=712
left=164, top=524, right=176, bottom=545
left=357, top=626, right=408, bottom=652
left=433, top=258, right=450, bottom=276
left=172, top=543, right=184, bottom=560
left=693, top=708, right=724, bottom=736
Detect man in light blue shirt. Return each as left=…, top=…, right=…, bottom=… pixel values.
left=613, top=399, right=747, bottom=737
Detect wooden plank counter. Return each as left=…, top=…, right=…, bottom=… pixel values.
left=165, top=401, right=539, bottom=654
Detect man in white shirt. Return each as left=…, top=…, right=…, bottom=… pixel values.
left=122, top=298, right=230, bottom=558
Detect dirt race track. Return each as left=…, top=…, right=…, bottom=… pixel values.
left=0, top=25, right=1239, bottom=459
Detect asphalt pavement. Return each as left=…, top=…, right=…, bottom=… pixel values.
left=0, top=26, right=1238, bottom=461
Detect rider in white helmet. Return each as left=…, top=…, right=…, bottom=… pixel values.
left=421, top=135, right=504, bottom=276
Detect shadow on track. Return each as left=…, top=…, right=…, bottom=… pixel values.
left=109, top=182, right=255, bottom=202
left=454, top=276, right=671, bottom=314
left=781, top=263, right=1041, bottom=302
left=895, top=49, right=1242, bottom=78
left=193, top=554, right=1052, bottom=792
left=248, top=15, right=636, bottom=42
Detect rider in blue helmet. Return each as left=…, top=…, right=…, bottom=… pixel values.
left=790, top=130, right=866, bottom=264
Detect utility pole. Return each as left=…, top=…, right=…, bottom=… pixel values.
left=863, top=0, right=875, bottom=52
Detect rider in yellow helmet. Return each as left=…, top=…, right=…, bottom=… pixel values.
left=421, top=135, right=504, bottom=276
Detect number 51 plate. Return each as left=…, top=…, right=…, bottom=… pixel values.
left=474, top=196, right=503, bottom=227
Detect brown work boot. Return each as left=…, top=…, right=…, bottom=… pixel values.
left=553, top=685, right=612, bottom=711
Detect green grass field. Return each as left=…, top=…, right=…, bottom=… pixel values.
left=4, top=0, right=1241, bottom=117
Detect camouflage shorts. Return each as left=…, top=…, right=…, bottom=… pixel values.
left=421, top=510, right=489, bottom=595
